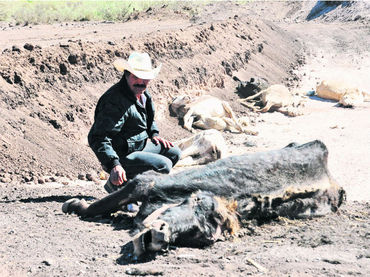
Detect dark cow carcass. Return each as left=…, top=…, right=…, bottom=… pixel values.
left=62, top=140, right=345, bottom=257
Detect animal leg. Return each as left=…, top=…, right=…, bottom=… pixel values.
left=193, top=116, right=227, bottom=131
left=239, top=100, right=259, bottom=111
left=63, top=182, right=139, bottom=217
left=222, top=102, right=244, bottom=133
left=243, top=90, right=265, bottom=101
left=183, top=108, right=195, bottom=132
left=256, top=102, right=274, bottom=113
left=222, top=118, right=239, bottom=133
left=223, top=118, right=258, bottom=135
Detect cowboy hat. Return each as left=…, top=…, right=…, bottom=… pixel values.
left=113, top=52, right=162, bottom=80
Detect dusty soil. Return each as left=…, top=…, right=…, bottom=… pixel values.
left=0, top=1, right=369, bottom=276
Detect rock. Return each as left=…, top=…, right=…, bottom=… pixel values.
left=24, top=43, right=34, bottom=51
left=99, top=171, right=109, bottom=180
left=13, top=72, right=22, bottom=84
left=257, top=43, right=264, bottom=53
left=0, top=177, right=12, bottom=183
left=68, top=54, right=78, bottom=65
left=29, top=57, right=35, bottom=64
left=86, top=173, right=97, bottom=182
left=125, top=267, right=163, bottom=276
left=23, top=176, right=32, bottom=182
left=12, top=45, right=21, bottom=52
left=41, top=260, right=52, bottom=266
left=65, top=112, right=75, bottom=122
left=59, top=63, right=68, bottom=75
left=322, top=259, right=341, bottom=265
left=49, top=119, right=62, bottom=129
left=78, top=174, right=86, bottom=180
left=354, top=15, right=362, bottom=21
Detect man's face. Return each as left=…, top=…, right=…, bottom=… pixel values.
left=126, top=72, right=150, bottom=95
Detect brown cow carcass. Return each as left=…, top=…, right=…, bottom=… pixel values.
left=238, top=84, right=305, bottom=116
left=170, top=95, right=257, bottom=135
left=316, top=80, right=370, bottom=107
left=62, top=140, right=345, bottom=258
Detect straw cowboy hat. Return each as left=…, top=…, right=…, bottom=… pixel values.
left=113, top=52, right=162, bottom=80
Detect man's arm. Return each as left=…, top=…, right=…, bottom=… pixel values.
left=88, top=100, right=127, bottom=173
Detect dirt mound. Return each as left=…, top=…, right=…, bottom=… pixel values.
left=0, top=15, right=302, bottom=183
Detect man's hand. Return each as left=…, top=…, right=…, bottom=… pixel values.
left=110, top=165, right=127, bottom=186
left=152, top=136, right=174, bottom=149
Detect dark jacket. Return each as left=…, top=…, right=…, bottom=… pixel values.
left=88, top=77, right=159, bottom=172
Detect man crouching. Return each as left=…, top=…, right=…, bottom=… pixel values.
left=88, top=52, right=181, bottom=195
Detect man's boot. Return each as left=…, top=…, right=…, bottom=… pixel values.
left=103, top=179, right=120, bottom=193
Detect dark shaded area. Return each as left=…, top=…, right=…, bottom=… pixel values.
left=0, top=195, right=97, bottom=204
left=309, top=95, right=337, bottom=103
left=233, top=76, right=269, bottom=99
left=116, top=241, right=160, bottom=265
left=307, top=1, right=350, bottom=21
left=81, top=212, right=134, bottom=232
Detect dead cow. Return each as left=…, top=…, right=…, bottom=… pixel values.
left=170, top=95, right=256, bottom=135
left=316, top=80, right=370, bottom=107
left=239, top=84, right=304, bottom=116
left=175, top=129, right=227, bottom=167
left=62, top=140, right=344, bottom=257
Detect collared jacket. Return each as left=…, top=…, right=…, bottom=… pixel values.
left=88, top=77, right=159, bottom=172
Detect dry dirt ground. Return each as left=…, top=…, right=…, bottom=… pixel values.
left=0, top=1, right=369, bottom=276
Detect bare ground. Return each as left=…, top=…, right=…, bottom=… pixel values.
left=0, top=1, right=369, bottom=276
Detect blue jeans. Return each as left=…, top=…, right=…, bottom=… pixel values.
left=120, top=140, right=181, bottom=179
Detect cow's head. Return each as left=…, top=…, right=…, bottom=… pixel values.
left=132, top=192, right=239, bottom=257
left=169, top=95, right=192, bottom=117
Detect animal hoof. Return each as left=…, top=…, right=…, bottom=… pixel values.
left=62, top=198, right=80, bottom=214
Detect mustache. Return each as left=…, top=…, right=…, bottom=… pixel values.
left=134, top=84, right=147, bottom=88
